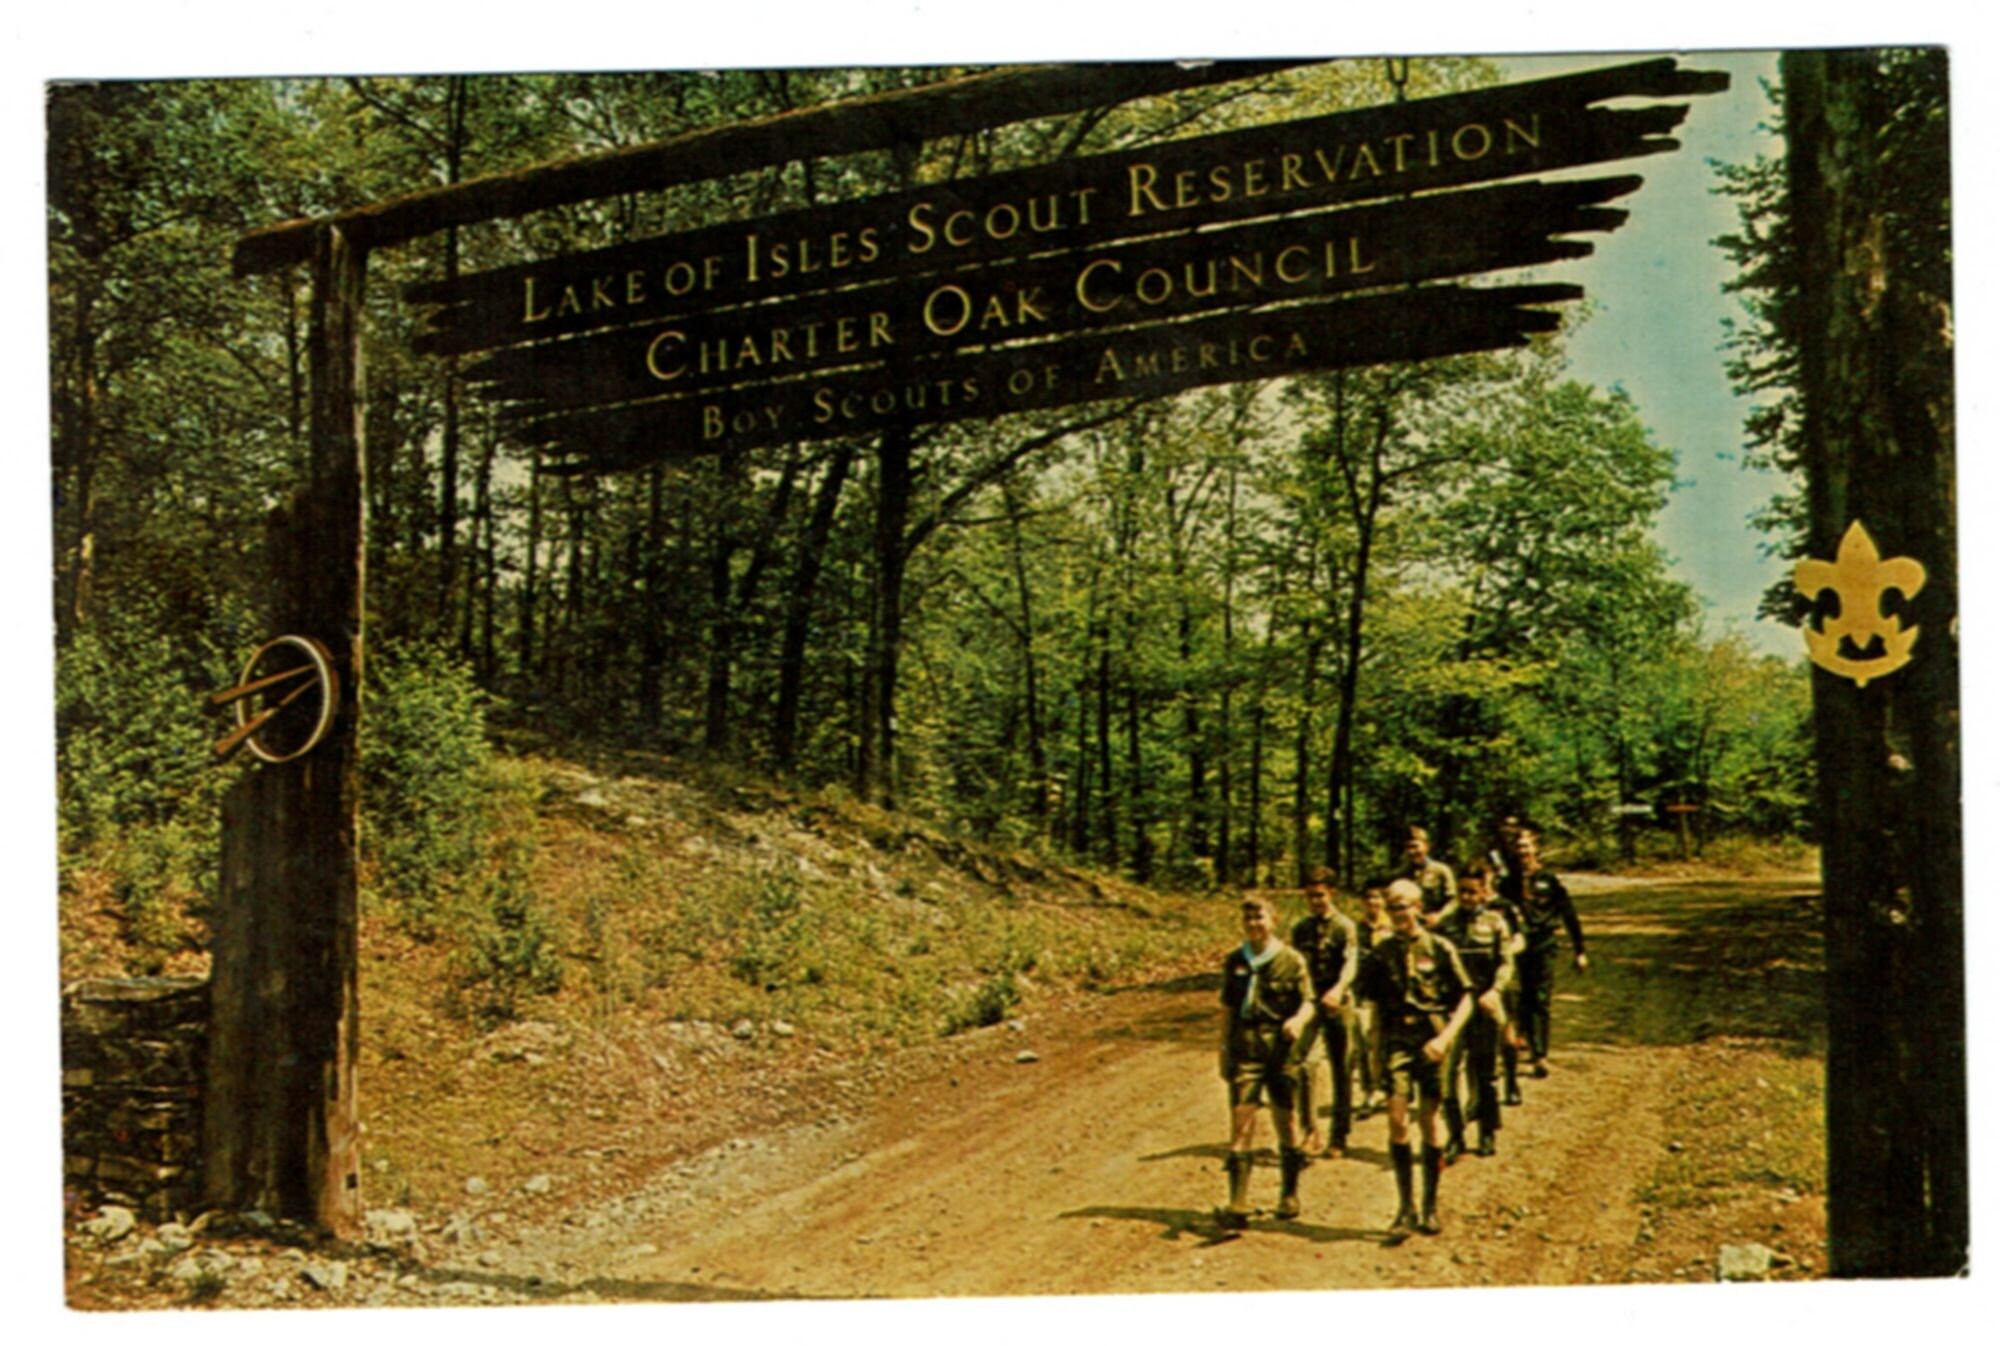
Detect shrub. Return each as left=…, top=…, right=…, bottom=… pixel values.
left=727, top=865, right=825, bottom=991
left=361, top=643, right=490, bottom=927
left=452, top=838, right=563, bottom=1028
left=55, top=609, right=224, bottom=846
left=941, top=971, right=1021, bottom=1035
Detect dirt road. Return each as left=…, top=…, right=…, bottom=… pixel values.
left=446, top=873, right=1823, bottom=1302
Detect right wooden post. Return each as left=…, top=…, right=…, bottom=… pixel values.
left=1783, top=48, right=1964, bottom=1278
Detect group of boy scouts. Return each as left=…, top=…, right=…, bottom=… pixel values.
left=1216, top=818, right=1587, bottom=1244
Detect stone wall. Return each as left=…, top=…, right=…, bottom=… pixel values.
left=61, top=977, right=208, bottom=1223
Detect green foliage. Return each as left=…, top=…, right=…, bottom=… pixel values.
left=107, top=820, right=213, bottom=970
left=727, top=866, right=828, bottom=991
left=452, top=838, right=563, bottom=1028
left=1713, top=51, right=1951, bottom=622
left=361, top=644, right=491, bottom=925
left=54, top=605, right=227, bottom=845
left=942, top=971, right=1023, bottom=1036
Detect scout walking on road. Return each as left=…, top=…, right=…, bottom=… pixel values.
left=1357, top=879, right=1474, bottom=1243
left=1499, top=827, right=1588, bottom=1079
left=1437, top=864, right=1517, bottom=1159
left=1401, top=825, right=1457, bottom=926
left=1290, top=867, right=1359, bottom=1160
left=1485, top=865, right=1530, bottom=1106
left=1350, top=877, right=1395, bottom=1117
left=1216, top=894, right=1316, bottom=1228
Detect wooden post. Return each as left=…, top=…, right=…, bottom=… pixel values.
left=1783, top=50, right=1963, bottom=1278
left=204, top=224, right=366, bottom=1232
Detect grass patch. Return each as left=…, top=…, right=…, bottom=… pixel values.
left=1639, top=1046, right=1825, bottom=1210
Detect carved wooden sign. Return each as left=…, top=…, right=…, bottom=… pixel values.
left=408, top=57, right=1727, bottom=473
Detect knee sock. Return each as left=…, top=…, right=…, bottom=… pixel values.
left=1391, top=1141, right=1415, bottom=1212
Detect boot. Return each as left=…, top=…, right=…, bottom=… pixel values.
left=1418, top=1145, right=1444, bottom=1235
left=1476, top=1093, right=1499, bottom=1156
left=1384, top=1142, right=1416, bottom=1245
left=1442, top=1099, right=1466, bottom=1164
left=1218, top=1152, right=1254, bottom=1229
left=1277, top=1147, right=1305, bottom=1219
left=1503, top=1048, right=1522, bottom=1106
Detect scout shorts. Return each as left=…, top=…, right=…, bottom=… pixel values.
left=1226, top=1024, right=1301, bottom=1109
left=1382, top=1032, right=1447, bottom=1104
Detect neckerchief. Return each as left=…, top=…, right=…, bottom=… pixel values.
left=1239, top=940, right=1279, bottom=1017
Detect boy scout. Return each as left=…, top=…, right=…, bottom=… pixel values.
left=1217, top=894, right=1315, bottom=1227
left=1500, top=828, right=1587, bottom=1077
left=1401, top=825, right=1457, bottom=926
left=1486, top=870, right=1529, bottom=1107
left=1437, top=864, right=1516, bottom=1158
left=1356, top=879, right=1473, bottom=1242
left=1350, top=877, right=1395, bottom=1117
left=1290, top=867, right=1359, bottom=1159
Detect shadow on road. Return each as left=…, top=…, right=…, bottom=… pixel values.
left=1556, top=877, right=1823, bottom=1053
left=1059, top=1204, right=1380, bottom=1245
left=397, top=1261, right=807, bottom=1304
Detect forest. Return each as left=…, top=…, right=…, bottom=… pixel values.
left=47, top=59, right=1814, bottom=921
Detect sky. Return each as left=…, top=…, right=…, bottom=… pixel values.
left=1501, top=51, right=1795, bottom=657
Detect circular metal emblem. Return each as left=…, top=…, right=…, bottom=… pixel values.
left=211, top=635, right=339, bottom=763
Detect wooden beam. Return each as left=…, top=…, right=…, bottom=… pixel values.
left=1785, top=49, right=1964, bottom=1279
left=526, top=282, right=1581, bottom=470
left=204, top=224, right=366, bottom=1233
left=468, top=175, right=1637, bottom=415
left=411, top=58, right=1724, bottom=358
left=234, top=60, right=1314, bottom=276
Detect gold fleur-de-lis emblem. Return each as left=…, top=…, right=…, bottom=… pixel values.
left=1794, top=521, right=1927, bottom=688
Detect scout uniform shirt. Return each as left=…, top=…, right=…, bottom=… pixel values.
left=1438, top=904, right=1516, bottom=995
left=1356, top=909, right=1395, bottom=960
left=1220, top=940, right=1311, bottom=1053
left=1358, top=928, right=1471, bottom=1041
left=1290, top=910, right=1359, bottom=1005
left=1405, top=858, right=1458, bottom=916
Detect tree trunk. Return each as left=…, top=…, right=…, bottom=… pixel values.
left=518, top=443, right=543, bottom=684
left=1292, top=616, right=1323, bottom=887
left=859, top=423, right=913, bottom=806
left=58, top=279, right=100, bottom=639
left=1215, top=465, right=1238, bottom=885
left=438, top=78, right=469, bottom=637
left=636, top=463, right=667, bottom=732
left=703, top=455, right=745, bottom=752
left=774, top=442, right=855, bottom=771
left=1784, top=48, right=1963, bottom=1279
left=1003, top=480, right=1049, bottom=821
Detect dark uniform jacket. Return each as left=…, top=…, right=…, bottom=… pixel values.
left=1501, top=869, right=1585, bottom=954
left=1438, top=904, right=1516, bottom=994
left=1290, top=911, right=1359, bottom=1004
left=1357, top=929, right=1471, bottom=1039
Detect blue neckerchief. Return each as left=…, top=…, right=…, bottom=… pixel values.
left=1240, top=940, right=1279, bottom=1016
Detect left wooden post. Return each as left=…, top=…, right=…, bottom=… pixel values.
left=205, top=225, right=366, bottom=1233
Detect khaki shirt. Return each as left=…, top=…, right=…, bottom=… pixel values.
left=1405, top=858, right=1458, bottom=914
left=1290, top=912, right=1358, bottom=1002
left=1220, top=943, right=1311, bottom=1028
left=1359, top=929, right=1471, bottom=1037
left=1438, top=904, right=1516, bottom=994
